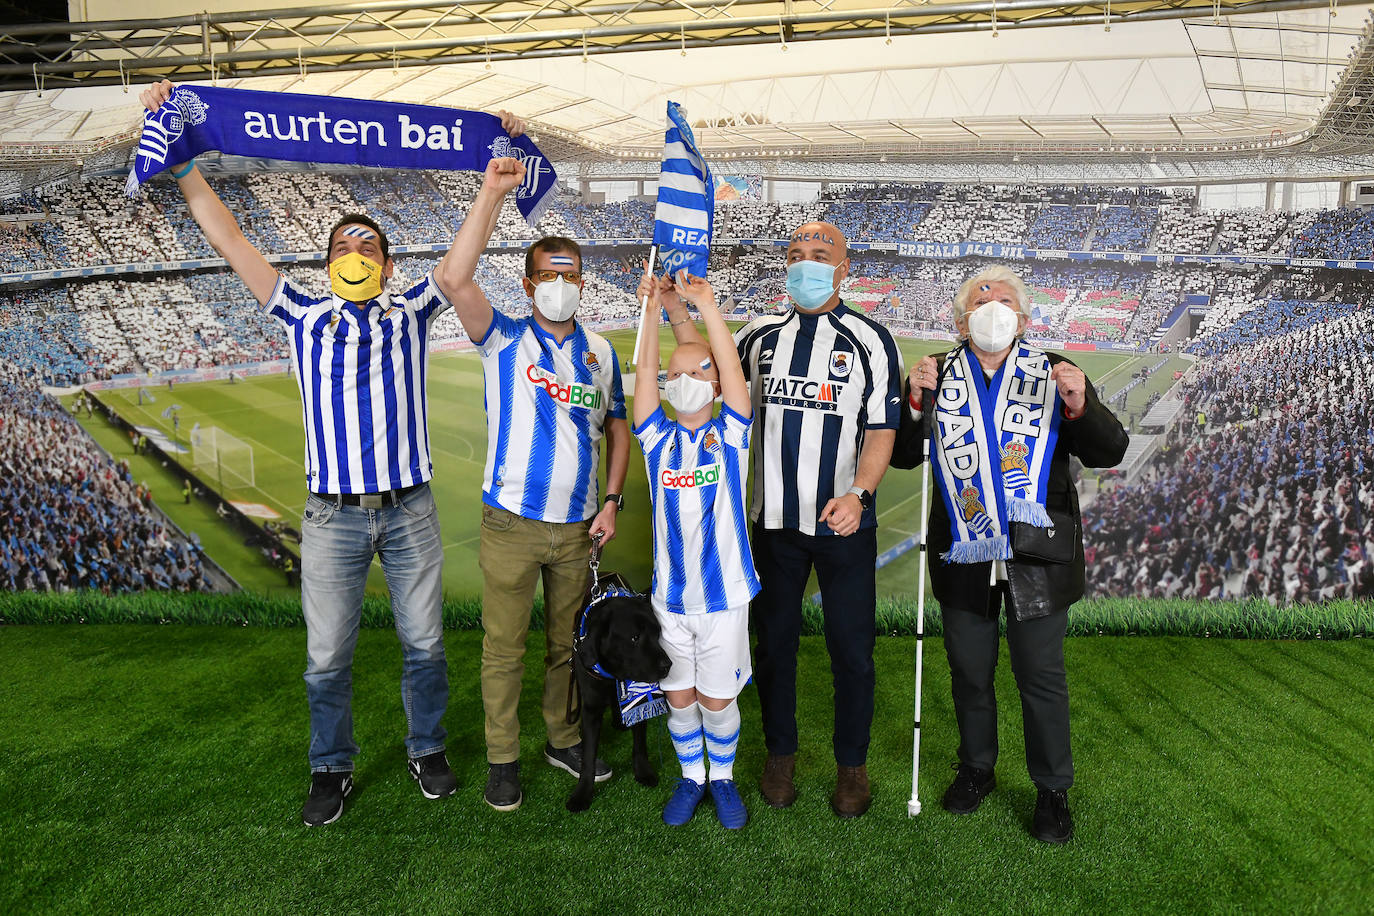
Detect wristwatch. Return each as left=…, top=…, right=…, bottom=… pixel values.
left=847, top=486, right=872, bottom=510
left=604, top=493, right=624, bottom=511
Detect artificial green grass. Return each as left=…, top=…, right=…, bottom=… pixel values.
left=78, top=332, right=1146, bottom=602
left=1, top=627, right=1370, bottom=914
left=3, top=590, right=1372, bottom=639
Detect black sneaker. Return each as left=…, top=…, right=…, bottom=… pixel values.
left=302, top=772, right=353, bottom=827
left=543, top=742, right=612, bottom=783
left=408, top=751, right=457, bottom=800
left=1032, top=786, right=1074, bottom=844
left=942, top=763, right=995, bottom=815
left=484, top=762, right=522, bottom=811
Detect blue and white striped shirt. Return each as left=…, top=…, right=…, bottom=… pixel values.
left=475, top=311, right=625, bottom=523
left=635, top=404, right=759, bottom=615
left=265, top=271, right=449, bottom=494
left=735, top=302, right=904, bottom=536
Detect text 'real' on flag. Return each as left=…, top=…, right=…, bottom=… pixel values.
left=652, top=102, right=714, bottom=279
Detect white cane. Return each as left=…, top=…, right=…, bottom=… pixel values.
left=907, top=431, right=931, bottom=817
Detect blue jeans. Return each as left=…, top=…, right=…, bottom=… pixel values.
left=300, top=483, right=448, bottom=772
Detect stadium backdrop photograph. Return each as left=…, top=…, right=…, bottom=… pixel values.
left=1, top=0, right=1371, bottom=913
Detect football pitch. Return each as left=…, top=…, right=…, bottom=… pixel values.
left=90, top=329, right=1167, bottom=601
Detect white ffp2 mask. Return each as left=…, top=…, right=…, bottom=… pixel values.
left=967, top=301, right=1020, bottom=352
left=664, top=372, right=716, bottom=414
left=533, top=277, right=580, bottom=323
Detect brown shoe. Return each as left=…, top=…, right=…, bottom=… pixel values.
left=760, top=753, right=797, bottom=808
left=831, top=765, right=871, bottom=818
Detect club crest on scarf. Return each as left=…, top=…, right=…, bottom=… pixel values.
left=488, top=135, right=550, bottom=204
left=930, top=342, right=1063, bottom=564
left=137, top=89, right=209, bottom=170
left=1000, top=441, right=1034, bottom=494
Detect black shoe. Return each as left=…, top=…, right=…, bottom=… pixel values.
left=484, top=762, right=522, bottom=812
left=942, top=763, right=995, bottom=815
left=543, top=742, right=612, bottom=783
left=1032, top=786, right=1074, bottom=844
left=302, top=772, right=353, bottom=827
left=408, top=751, right=457, bottom=800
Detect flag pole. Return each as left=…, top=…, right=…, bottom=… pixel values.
left=631, top=244, right=660, bottom=367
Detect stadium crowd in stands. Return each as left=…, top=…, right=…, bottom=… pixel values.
left=4, top=168, right=1372, bottom=608
left=0, top=364, right=208, bottom=593
left=1084, top=303, right=1373, bottom=603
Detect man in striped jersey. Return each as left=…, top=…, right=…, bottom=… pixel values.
left=140, top=80, right=527, bottom=827
left=667, top=220, right=903, bottom=817
left=443, top=188, right=630, bottom=811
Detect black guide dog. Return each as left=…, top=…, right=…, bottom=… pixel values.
left=566, top=576, right=672, bottom=812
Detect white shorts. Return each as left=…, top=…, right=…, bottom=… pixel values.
left=655, top=605, right=752, bottom=700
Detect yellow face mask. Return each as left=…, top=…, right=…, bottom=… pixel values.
left=329, top=251, right=385, bottom=302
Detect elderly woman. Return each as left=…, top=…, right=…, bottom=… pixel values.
left=891, top=265, right=1128, bottom=844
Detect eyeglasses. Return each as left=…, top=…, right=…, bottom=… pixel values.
left=530, top=269, right=581, bottom=284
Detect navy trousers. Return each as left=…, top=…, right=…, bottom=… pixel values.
left=751, top=523, right=877, bottom=767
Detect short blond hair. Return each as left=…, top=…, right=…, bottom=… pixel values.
left=952, top=266, right=1031, bottom=326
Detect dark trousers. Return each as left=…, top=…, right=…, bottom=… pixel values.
left=752, top=523, right=877, bottom=767
left=943, top=586, right=1073, bottom=790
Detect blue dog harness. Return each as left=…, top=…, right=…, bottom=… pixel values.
left=569, top=540, right=668, bottom=727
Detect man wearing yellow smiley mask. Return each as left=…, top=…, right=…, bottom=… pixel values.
left=139, top=77, right=532, bottom=828
left=328, top=229, right=389, bottom=303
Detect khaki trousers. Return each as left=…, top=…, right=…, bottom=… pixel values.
left=478, top=503, right=591, bottom=763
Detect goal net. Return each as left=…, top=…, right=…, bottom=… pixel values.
left=193, top=426, right=255, bottom=490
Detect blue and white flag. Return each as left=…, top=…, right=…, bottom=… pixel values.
left=127, top=84, right=557, bottom=224
left=652, top=102, right=714, bottom=279
left=160, top=403, right=181, bottom=419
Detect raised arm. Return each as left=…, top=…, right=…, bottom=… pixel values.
left=674, top=272, right=750, bottom=419
left=139, top=80, right=277, bottom=305
left=433, top=155, right=525, bottom=342
left=633, top=263, right=663, bottom=428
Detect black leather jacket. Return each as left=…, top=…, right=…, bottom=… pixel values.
left=890, top=349, right=1130, bottom=621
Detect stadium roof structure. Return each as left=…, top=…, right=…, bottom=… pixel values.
left=3, top=0, right=1374, bottom=186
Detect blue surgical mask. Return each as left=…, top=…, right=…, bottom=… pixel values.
left=786, top=260, right=841, bottom=310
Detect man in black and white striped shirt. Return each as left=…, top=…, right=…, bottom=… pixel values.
left=734, top=222, right=903, bottom=818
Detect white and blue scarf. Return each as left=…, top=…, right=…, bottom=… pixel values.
left=126, top=84, right=556, bottom=224
left=930, top=342, right=1062, bottom=564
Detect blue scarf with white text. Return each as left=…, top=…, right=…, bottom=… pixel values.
left=126, top=84, right=556, bottom=224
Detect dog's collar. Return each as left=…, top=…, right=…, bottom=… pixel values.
left=572, top=584, right=639, bottom=681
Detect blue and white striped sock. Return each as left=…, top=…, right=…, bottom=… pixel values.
left=667, top=702, right=706, bottom=783
left=701, top=701, right=741, bottom=782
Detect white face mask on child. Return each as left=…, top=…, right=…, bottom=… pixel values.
left=664, top=373, right=716, bottom=414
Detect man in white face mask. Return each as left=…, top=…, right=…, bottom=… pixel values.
left=443, top=227, right=631, bottom=812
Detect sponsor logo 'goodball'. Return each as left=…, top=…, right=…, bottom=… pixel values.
left=525, top=364, right=602, bottom=409
left=661, top=463, right=722, bottom=489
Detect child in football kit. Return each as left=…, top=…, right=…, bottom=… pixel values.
left=633, top=265, right=760, bottom=829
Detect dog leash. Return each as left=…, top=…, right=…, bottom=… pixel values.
left=588, top=531, right=604, bottom=597
left=564, top=531, right=606, bottom=726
